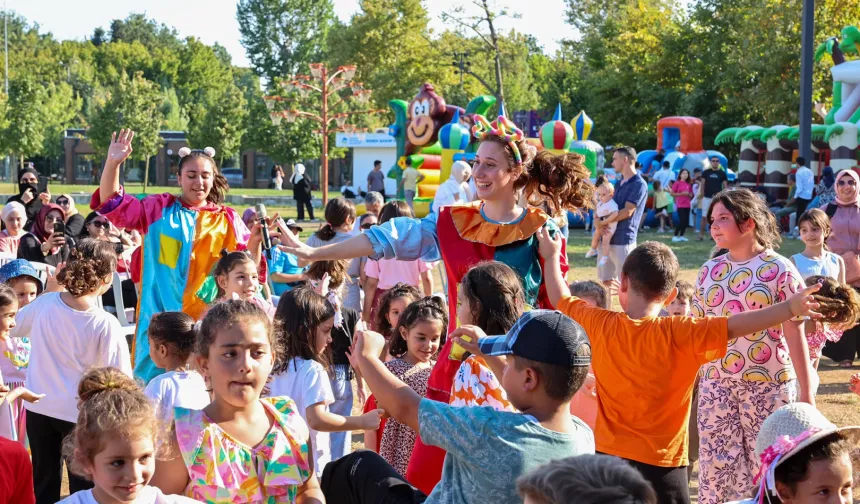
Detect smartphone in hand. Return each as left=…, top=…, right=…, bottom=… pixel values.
left=53, top=222, right=65, bottom=235
left=38, top=176, right=49, bottom=195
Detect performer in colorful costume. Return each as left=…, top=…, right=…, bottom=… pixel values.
left=90, top=130, right=263, bottom=383
left=280, top=114, right=594, bottom=493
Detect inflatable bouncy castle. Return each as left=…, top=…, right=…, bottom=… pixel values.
left=637, top=116, right=728, bottom=176
left=716, top=25, right=860, bottom=199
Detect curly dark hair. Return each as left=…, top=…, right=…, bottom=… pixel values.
left=375, top=283, right=422, bottom=338
left=58, top=238, right=117, bottom=297
left=479, top=134, right=594, bottom=216
left=389, top=295, right=448, bottom=357
left=179, top=149, right=229, bottom=205
left=806, top=275, right=860, bottom=330
left=272, top=286, right=335, bottom=375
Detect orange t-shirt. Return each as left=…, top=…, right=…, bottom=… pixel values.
left=557, top=295, right=729, bottom=467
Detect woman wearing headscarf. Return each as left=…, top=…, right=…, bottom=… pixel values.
left=291, top=163, right=314, bottom=220
left=0, top=202, right=27, bottom=257
left=821, top=169, right=860, bottom=366
left=54, top=194, right=85, bottom=239
left=17, top=204, right=75, bottom=266
left=6, top=167, right=46, bottom=230
left=432, top=160, right=472, bottom=214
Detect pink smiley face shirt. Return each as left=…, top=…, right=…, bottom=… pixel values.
left=693, top=250, right=805, bottom=383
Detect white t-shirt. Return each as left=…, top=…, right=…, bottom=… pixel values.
left=652, top=168, right=676, bottom=189
left=19, top=293, right=131, bottom=423
left=268, top=357, right=334, bottom=477
left=143, top=370, right=210, bottom=425
left=60, top=486, right=200, bottom=504
left=596, top=199, right=620, bottom=219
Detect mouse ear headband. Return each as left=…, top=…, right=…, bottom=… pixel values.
left=471, top=115, right=526, bottom=166
left=178, top=146, right=217, bottom=158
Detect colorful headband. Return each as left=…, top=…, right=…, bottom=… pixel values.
left=471, top=115, right=526, bottom=166
left=752, top=427, right=821, bottom=503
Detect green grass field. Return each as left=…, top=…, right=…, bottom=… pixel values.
left=13, top=182, right=341, bottom=201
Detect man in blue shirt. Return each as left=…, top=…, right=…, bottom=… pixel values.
left=596, top=146, right=647, bottom=287
left=320, top=311, right=595, bottom=503
left=269, top=218, right=306, bottom=296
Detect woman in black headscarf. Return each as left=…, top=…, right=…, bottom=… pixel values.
left=6, top=167, right=46, bottom=231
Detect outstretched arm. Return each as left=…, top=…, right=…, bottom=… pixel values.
left=537, top=227, right=571, bottom=307
left=280, top=232, right=375, bottom=262
left=348, top=329, right=421, bottom=433
left=99, top=129, right=134, bottom=206
left=725, top=283, right=821, bottom=341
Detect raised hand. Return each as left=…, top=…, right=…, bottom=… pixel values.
left=107, top=129, right=135, bottom=165
left=789, top=282, right=822, bottom=318
left=450, top=325, right=489, bottom=357
left=353, top=328, right=386, bottom=360
left=536, top=227, right=562, bottom=260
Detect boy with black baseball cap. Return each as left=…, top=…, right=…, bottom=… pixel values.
left=321, top=311, right=594, bottom=504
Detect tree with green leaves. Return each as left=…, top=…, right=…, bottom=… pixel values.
left=186, top=81, right=248, bottom=165
left=39, top=81, right=82, bottom=161
left=0, top=77, right=45, bottom=175
left=88, top=72, right=163, bottom=189
left=237, top=0, right=334, bottom=83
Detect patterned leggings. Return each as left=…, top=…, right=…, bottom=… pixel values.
left=696, top=377, right=795, bottom=504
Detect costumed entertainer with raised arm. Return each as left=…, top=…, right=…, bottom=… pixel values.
left=90, top=130, right=266, bottom=383
left=279, top=113, right=594, bottom=493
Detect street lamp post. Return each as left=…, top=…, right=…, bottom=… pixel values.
left=264, top=64, right=385, bottom=205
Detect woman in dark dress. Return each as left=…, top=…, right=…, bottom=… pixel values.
left=17, top=204, right=74, bottom=267
left=291, top=163, right=314, bottom=221
left=6, top=167, right=45, bottom=231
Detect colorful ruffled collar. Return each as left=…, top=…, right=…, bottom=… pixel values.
left=449, top=202, right=550, bottom=247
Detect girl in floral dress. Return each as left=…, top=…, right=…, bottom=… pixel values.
left=151, top=300, right=323, bottom=503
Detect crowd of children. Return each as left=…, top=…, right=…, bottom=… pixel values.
left=1, top=123, right=859, bottom=504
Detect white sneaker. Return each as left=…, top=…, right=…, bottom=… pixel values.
left=585, top=249, right=598, bottom=258
left=671, top=236, right=680, bottom=242
left=679, top=236, right=689, bottom=242
left=598, top=256, right=609, bottom=267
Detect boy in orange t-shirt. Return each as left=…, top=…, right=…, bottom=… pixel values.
left=536, top=229, right=821, bottom=504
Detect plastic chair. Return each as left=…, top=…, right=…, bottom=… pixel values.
left=103, top=272, right=136, bottom=342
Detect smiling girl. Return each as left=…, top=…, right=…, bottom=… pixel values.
left=279, top=113, right=593, bottom=493
left=692, top=188, right=815, bottom=504
left=60, top=367, right=197, bottom=504
left=91, top=131, right=265, bottom=383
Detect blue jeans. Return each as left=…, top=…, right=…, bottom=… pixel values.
left=329, top=364, right=354, bottom=461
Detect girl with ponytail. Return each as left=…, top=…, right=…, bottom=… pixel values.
left=91, top=130, right=267, bottom=383
left=279, top=112, right=594, bottom=493
left=15, top=239, right=132, bottom=503
left=60, top=367, right=197, bottom=504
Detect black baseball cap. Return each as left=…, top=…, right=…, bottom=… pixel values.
left=478, top=310, right=591, bottom=367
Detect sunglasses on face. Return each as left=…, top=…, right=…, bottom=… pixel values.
left=90, top=220, right=109, bottom=228
left=360, top=223, right=376, bottom=230
left=45, top=215, right=63, bottom=223
left=838, top=179, right=857, bottom=187
left=56, top=199, right=69, bottom=206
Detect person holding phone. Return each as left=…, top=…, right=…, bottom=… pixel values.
left=16, top=204, right=75, bottom=267
left=54, top=194, right=85, bottom=240
left=6, top=167, right=50, bottom=232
